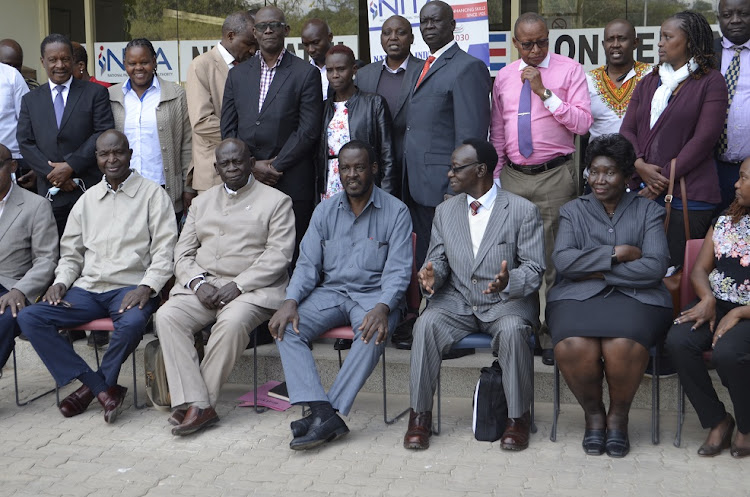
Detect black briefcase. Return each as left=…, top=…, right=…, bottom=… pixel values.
left=472, top=360, right=508, bottom=442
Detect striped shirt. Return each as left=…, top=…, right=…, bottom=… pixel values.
left=259, top=49, right=285, bottom=112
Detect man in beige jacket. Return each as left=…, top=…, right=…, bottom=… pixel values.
left=156, top=138, right=295, bottom=436
left=186, top=11, right=256, bottom=193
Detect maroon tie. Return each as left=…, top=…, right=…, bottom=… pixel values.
left=415, top=56, right=436, bottom=89
left=470, top=200, right=481, bottom=216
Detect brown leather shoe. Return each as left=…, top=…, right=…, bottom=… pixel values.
left=59, top=384, right=95, bottom=418
left=168, top=408, right=188, bottom=426
left=500, top=411, right=531, bottom=451
left=403, top=408, right=432, bottom=450
left=171, top=406, right=219, bottom=436
left=97, top=385, right=128, bottom=424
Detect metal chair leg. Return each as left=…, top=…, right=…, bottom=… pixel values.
left=252, top=330, right=266, bottom=414
left=652, top=347, right=660, bottom=445
left=550, top=362, right=560, bottom=442
left=12, top=346, right=56, bottom=407
left=674, top=380, right=684, bottom=447
left=433, top=372, right=441, bottom=436
left=382, top=347, right=409, bottom=425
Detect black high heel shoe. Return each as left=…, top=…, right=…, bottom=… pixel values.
left=698, top=414, right=734, bottom=457
left=582, top=428, right=606, bottom=455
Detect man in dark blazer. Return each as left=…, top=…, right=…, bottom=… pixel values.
left=16, top=34, right=114, bottom=236
left=0, top=143, right=58, bottom=371
left=403, top=139, right=545, bottom=452
left=355, top=15, right=424, bottom=201
left=221, top=6, right=323, bottom=254
left=402, top=1, right=491, bottom=271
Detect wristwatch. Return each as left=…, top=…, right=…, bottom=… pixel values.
left=540, top=88, right=553, bottom=101
left=611, top=248, right=618, bottom=265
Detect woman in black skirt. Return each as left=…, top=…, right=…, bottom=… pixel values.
left=546, top=134, right=673, bottom=457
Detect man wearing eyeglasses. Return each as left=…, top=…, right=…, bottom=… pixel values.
left=268, top=140, right=412, bottom=451
left=403, top=139, right=545, bottom=452
left=489, top=13, right=592, bottom=366
left=221, top=6, right=322, bottom=263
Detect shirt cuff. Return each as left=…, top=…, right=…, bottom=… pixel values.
left=186, top=274, right=205, bottom=290
left=234, top=282, right=244, bottom=293
left=543, top=92, right=563, bottom=113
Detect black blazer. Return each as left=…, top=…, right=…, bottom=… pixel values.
left=318, top=89, right=395, bottom=197
left=220, top=51, right=323, bottom=202
left=17, top=78, right=114, bottom=208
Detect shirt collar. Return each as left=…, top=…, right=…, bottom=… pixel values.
left=224, top=175, right=254, bottom=195
left=261, top=49, right=286, bottom=70
left=466, top=184, right=497, bottom=212
left=50, top=76, right=73, bottom=92
left=338, top=185, right=382, bottom=213
left=382, top=57, right=409, bottom=74
left=722, top=37, right=750, bottom=50
left=519, top=52, right=551, bottom=70
left=310, top=57, right=326, bottom=71
left=98, top=170, right=138, bottom=198
left=123, top=75, right=160, bottom=97
left=430, top=40, right=456, bottom=61
left=217, top=41, right=236, bottom=67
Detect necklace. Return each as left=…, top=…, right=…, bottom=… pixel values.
left=605, top=64, right=634, bottom=83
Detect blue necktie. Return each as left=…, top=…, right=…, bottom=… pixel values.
left=54, top=86, right=65, bottom=129
left=518, top=80, right=533, bottom=158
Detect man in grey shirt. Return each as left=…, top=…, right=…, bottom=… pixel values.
left=269, top=140, right=412, bottom=450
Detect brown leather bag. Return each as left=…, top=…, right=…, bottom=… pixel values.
left=662, top=158, right=690, bottom=318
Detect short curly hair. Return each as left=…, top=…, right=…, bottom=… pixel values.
left=584, top=133, right=637, bottom=179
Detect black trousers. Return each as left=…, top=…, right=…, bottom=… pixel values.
left=291, top=200, right=314, bottom=268
left=666, top=208, right=714, bottom=268
left=666, top=299, right=750, bottom=434
left=402, top=174, right=434, bottom=270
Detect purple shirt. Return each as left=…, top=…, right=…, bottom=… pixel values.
left=720, top=38, right=750, bottom=163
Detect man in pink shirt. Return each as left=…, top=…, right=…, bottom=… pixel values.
left=490, top=12, right=592, bottom=363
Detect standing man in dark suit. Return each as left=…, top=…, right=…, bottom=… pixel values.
left=356, top=15, right=424, bottom=201
left=402, top=0, right=491, bottom=273
left=403, top=139, right=545, bottom=452
left=221, top=6, right=322, bottom=256
left=16, top=34, right=114, bottom=236
left=714, top=0, right=750, bottom=212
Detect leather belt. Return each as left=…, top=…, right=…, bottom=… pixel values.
left=507, top=155, right=571, bottom=175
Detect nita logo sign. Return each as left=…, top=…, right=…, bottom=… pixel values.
left=97, top=45, right=174, bottom=74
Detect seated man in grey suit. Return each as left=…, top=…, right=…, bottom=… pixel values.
left=156, top=138, right=295, bottom=436
left=269, top=140, right=412, bottom=450
left=404, top=139, right=545, bottom=452
left=0, top=143, right=58, bottom=371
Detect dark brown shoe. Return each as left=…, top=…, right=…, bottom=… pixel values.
left=97, top=385, right=128, bottom=424
left=59, top=384, right=95, bottom=418
left=698, top=414, right=734, bottom=457
left=171, top=406, right=219, bottom=436
left=168, top=408, right=188, bottom=426
left=500, top=411, right=531, bottom=451
left=403, top=408, right=432, bottom=450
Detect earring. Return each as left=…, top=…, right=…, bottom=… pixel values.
left=80, top=69, right=84, bottom=74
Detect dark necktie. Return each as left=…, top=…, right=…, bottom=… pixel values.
left=518, top=80, right=533, bottom=158
left=717, top=46, right=743, bottom=156
left=54, top=86, right=65, bottom=129
left=470, top=200, right=482, bottom=216
left=415, top=56, right=436, bottom=89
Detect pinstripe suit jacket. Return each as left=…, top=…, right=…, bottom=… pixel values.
left=548, top=192, right=672, bottom=308
left=424, top=188, right=545, bottom=326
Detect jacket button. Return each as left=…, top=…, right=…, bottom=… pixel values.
left=608, top=228, right=614, bottom=233
left=472, top=279, right=477, bottom=284
left=255, top=121, right=261, bottom=125
left=472, top=305, right=478, bottom=311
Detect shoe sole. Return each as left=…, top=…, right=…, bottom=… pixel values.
left=403, top=441, right=429, bottom=450
left=289, top=426, right=349, bottom=450
left=171, top=415, right=219, bottom=436
left=500, top=442, right=529, bottom=451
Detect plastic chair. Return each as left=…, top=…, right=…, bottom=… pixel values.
left=433, top=332, right=538, bottom=435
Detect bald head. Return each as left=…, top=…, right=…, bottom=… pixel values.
left=214, top=138, right=254, bottom=190
left=96, top=129, right=129, bottom=150
left=0, top=39, right=23, bottom=71
left=301, top=18, right=333, bottom=66
left=603, top=18, right=638, bottom=68
left=0, top=143, right=11, bottom=161
left=255, top=6, right=286, bottom=23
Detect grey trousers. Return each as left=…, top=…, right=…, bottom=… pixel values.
left=410, top=307, right=534, bottom=418
left=275, top=294, right=401, bottom=416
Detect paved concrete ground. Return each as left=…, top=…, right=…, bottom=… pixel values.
left=1, top=369, right=747, bottom=497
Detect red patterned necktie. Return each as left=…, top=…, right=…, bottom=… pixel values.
left=470, top=200, right=482, bottom=216
left=415, top=56, right=436, bottom=89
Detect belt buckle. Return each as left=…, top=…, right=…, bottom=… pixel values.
left=665, top=194, right=673, bottom=203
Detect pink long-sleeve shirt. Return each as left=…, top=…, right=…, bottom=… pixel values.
left=490, top=53, right=592, bottom=178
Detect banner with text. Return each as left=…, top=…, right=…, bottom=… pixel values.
left=95, top=41, right=179, bottom=84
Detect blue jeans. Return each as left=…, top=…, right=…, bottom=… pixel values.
left=17, top=286, right=158, bottom=394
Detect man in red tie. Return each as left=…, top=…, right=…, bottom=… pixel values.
left=400, top=0, right=491, bottom=348
left=490, top=13, right=592, bottom=365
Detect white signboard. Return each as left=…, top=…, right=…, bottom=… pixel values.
left=178, top=36, right=359, bottom=82
left=94, top=41, right=180, bottom=83
left=367, top=0, right=490, bottom=67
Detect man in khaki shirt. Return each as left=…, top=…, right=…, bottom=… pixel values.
left=156, top=138, right=295, bottom=436
left=18, top=130, right=177, bottom=424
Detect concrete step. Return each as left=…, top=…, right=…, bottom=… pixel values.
left=6, top=334, right=731, bottom=414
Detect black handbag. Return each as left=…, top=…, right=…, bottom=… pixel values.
left=472, top=360, right=508, bottom=442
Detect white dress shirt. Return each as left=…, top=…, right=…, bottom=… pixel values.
left=217, top=42, right=236, bottom=69
left=122, top=76, right=165, bottom=185
left=466, top=184, right=498, bottom=257
left=0, top=182, right=13, bottom=220
left=0, top=62, right=28, bottom=157
left=49, top=76, right=73, bottom=106
left=311, top=58, right=329, bottom=99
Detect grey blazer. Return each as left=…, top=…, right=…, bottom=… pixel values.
left=548, top=192, right=672, bottom=308
left=402, top=44, right=491, bottom=207
left=425, top=188, right=546, bottom=326
left=0, top=185, right=59, bottom=302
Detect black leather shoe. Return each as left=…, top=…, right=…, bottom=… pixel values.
left=87, top=330, right=110, bottom=348
left=333, top=339, right=352, bottom=351
left=541, top=349, right=555, bottom=366
left=289, top=414, right=349, bottom=450
left=698, top=414, right=734, bottom=457
left=605, top=429, right=630, bottom=458
left=392, top=317, right=415, bottom=350
left=582, top=428, right=606, bottom=455
left=290, top=413, right=314, bottom=437
left=442, top=348, right=475, bottom=360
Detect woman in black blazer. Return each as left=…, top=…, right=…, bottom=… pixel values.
left=317, top=45, right=394, bottom=200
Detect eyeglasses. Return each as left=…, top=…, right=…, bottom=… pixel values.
left=449, top=161, right=482, bottom=174
left=254, top=22, right=287, bottom=32
left=518, top=38, right=549, bottom=51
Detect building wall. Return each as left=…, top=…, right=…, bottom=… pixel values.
left=1, top=0, right=48, bottom=80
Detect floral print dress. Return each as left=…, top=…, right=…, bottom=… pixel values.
left=710, top=214, right=750, bottom=305
left=323, top=101, right=350, bottom=200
